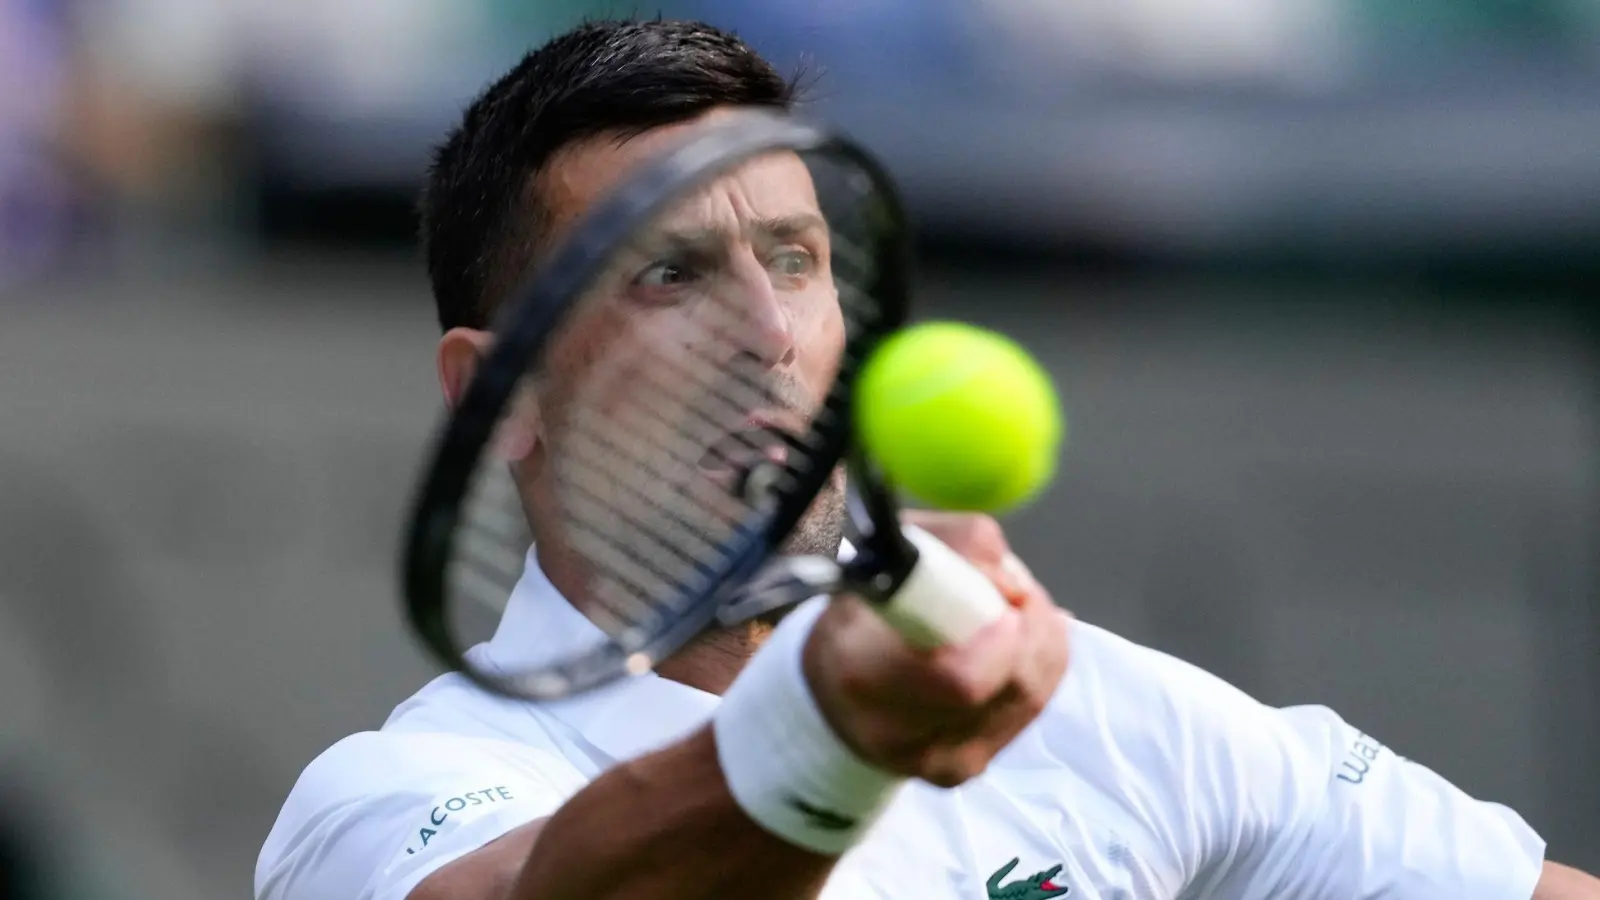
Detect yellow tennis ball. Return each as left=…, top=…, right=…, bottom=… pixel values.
left=855, top=321, right=1064, bottom=513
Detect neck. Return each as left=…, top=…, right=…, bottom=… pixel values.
left=654, top=620, right=773, bottom=695
left=534, top=542, right=773, bottom=695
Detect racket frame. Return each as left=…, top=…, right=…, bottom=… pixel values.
left=402, top=109, right=914, bottom=699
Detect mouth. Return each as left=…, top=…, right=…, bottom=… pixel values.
left=696, top=414, right=801, bottom=488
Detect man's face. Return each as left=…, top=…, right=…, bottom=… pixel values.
left=494, top=111, right=850, bottom=604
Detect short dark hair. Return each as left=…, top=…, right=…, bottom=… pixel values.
left=420, top=19, right=799, bottom=332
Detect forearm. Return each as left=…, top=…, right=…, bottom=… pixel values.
left=510, top=726, right=836, bottom=900
left=1535, top=861, right=1600, bottom=900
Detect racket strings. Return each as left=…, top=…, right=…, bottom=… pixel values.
left=446, top=332, right=769, bottom=626
left=557, top=448, right=730, bottom=561
left=557, top=429, right=740, bottom=569
left=545, top=216, right=886, bottom=639
left=449, top=465, right=532, bottom=614
left=550, top=309, right=784, bottom=628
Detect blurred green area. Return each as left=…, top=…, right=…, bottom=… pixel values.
left=1350, top=0, right=1600, bottom=48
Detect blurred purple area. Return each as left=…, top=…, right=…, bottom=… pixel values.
left=0, top=0, right=73, bottom=285
left=690, top=0, right=984, bottom=84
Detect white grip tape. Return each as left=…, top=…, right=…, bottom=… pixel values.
left=880, top=524, right=1010, bottom=649
left=714, top=597, right=905, bottom=856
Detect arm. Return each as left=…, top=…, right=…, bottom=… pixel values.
left=254, top=718, right=845, bottom=900
left=1042, top=623, right=1568, bottom=900
left=257, top=513, right=1059, bottom=900
left=410, top=518, right=1065, bottom=900
left=1536, top=861, right=1600, bottom=900
left=411, top=728, right=836, bottom=900
left=413, top=517, right=1064, bottom=900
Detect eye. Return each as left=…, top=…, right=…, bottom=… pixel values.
left=770, top=248, right=815, bottom=279
left=634, top=260, right=697, bottom=288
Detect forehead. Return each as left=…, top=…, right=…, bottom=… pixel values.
left=537, top=111, right=821, bottom=239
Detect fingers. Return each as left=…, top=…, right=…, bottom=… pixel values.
left=925, top=612, right=1024, bottom=707
left=822, top=537, right=1057, bottom=718
left=995, top=551, right=1039, bottom=603
left=805, top=514, right=1070, bottom=788
left=823, top=596, right=1024, bottom=714
left=901, top=510, right=1009, bottom=569
left=901, top=508, right=1048, bottom=610
left=1014, top=605, right=1070, bottom=716
left=916, top=605, right=1069, bottom=788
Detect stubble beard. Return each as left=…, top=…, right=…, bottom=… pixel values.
left=720, top=469, right=848, bottom=643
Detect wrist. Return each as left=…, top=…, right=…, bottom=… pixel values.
left=712, top=598, right=905, bottom=856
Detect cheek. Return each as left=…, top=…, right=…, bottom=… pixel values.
left=793, top=290, right=847, bottom=390
left=539, top=301, right=640, bottom=416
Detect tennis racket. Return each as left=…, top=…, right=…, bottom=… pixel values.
left=401, top=108, right=1008, bottom=701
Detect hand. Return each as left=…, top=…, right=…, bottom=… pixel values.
left=803, top=512, right=1070, bottom=788
left=898, top=509, right=1047, bottom=607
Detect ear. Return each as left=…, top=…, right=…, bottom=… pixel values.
left=437, top=327, right=493, bottom=410
left=438, top=327, right=545, bottom=465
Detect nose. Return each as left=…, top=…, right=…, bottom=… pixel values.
left=726, top=254, right=796, bottom=370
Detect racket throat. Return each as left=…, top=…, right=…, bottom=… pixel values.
left=716, top=555, right=845, bottom=626
left=837, top=450, right=921, bottom=600
left=717, top=469, right=921, bottom=624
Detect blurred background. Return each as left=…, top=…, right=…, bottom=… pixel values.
left=1, top=0, right=1596, bottom=897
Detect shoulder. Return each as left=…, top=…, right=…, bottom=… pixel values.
left=1031, top=618, right=1337, bottom=762
left=1012, top=619, right=1545, bottom=899
left=995, top=620, right=1348, bottom=876
left=273, top=728, right=583, bottom=809
left=255, top=729, right=586, bottom=900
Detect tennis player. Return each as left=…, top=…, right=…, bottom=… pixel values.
left=255, top=19, right=1598, bottom=900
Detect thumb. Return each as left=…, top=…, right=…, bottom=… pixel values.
left=927, top=608, right=1023, bottom=706
left=993, top=552, right=1040, bottom=607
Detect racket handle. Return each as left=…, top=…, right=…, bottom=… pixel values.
left=877, top=525, right=1011, bottom=649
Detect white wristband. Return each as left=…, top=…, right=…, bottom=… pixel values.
left=713, top=597, right=905, bottom=856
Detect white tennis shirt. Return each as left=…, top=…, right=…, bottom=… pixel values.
left=257, top=548, right=1547, bottom=900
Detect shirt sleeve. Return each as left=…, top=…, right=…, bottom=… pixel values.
left=254, top=730, right=589, bottom=900
left=1051, top=623, right=1546, bottom=900
left=1207, top=703, right=1547, bottom=900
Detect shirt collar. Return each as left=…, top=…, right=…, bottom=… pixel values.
left=473, top=548, right=722, bottom=764
left=475, top=541, right=854, bottom=765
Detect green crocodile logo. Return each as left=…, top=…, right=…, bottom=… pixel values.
left=986, top=858, right=1070, bottom=900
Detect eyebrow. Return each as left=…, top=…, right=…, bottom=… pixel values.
left=748, top=213, right=827, bottom=242
left=632, top=213, right=829, bottom=257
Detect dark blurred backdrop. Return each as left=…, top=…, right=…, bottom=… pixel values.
left=1, top=2, right=1596, bottom=898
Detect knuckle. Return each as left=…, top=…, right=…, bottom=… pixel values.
left=920, top=746, right=991, bottom=789
left=1016, top=686, right=1051, bottom=720
left=919, top=511, right=1005, bottom=558
left=1022, top=645, right=1068, bottom=701
left=866, top=728, right=932, bottom=777
left=935, top=664, right=997, bottom=709
left=953, top=514, right=1004, bottom=557
left=849, top=717, right=894, bottom=757
left=915, top=748, right=962, bottom=789
left=833, top=664, right=876, bottom=703
left=967, top=513, right=1003, bottom=545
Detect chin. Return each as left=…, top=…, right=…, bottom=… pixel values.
left=752, top=603, right=797, bottom=630
left=779, top=482, right=847, bottom=559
